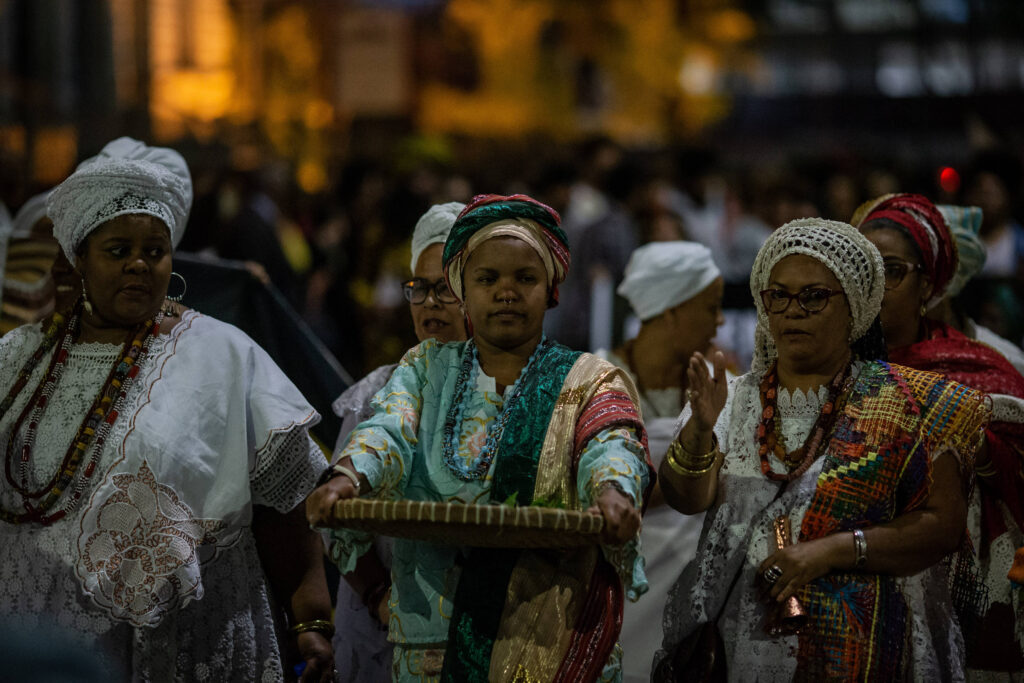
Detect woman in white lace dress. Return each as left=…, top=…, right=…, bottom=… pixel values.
left=654, top=219, right=990, bottom=681
left=0, top=138, right=334, bottom=682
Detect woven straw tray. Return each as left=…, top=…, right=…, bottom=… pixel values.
left=327, top=499, right=605, bottom=548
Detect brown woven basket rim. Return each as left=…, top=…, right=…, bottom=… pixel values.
left=326, top=499, right=604, bottom=547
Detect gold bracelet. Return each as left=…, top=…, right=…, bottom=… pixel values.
left=665, top=436, right=719, bottom=478
left=669, top=434, right=718, bottom=467
left=290, top=619, right=335, bottom=637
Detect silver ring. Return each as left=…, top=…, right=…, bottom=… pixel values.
left=763, top=564, right=783, bottom=584
left=685, top=389, right=697, bottom=403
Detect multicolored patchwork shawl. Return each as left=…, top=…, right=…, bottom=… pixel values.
left=442, top=345, right=651, bottom=683
left=795, top=361, right=988, bottom=680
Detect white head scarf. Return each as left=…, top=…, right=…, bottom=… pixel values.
left=47, top=137, right=192, bottom=263
left=937, top=205, right=985, bottom=298
left=749, top=218, right=885, bottom=373
left=410, top=201, right=465, bottom=273
left=12, top=191, right=52, bottom=238
left=617, top=241, right=721, bottom=321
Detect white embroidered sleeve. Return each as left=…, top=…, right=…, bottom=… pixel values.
left=251, top=428, right=327, bottom=512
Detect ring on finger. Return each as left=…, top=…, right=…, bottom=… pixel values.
left=763, top=564, right=783, bottom=584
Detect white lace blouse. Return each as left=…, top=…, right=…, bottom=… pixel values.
left=0, top=311, right=325, bottom=681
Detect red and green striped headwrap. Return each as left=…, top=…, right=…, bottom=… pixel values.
left=442, top=193, right=570, bottom=307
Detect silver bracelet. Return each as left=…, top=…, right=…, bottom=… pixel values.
left=852, top=528, right=867, bottom=569
left=325, top=463, right=365, bottom=495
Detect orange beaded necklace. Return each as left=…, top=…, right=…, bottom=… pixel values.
left=756, top=361, right=851, bottom=482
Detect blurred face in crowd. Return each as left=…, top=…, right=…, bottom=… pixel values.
left=663, top=276, right=725, bottom=360
left=461, top=237, right=548, bottom=353
left=75, top=214, right=173, bottom=330
left=861, top=223, right=932, bottom=350
left=965, top=171, right=1010, bottom=234
left=407, top=244, right=467, bottom=344
left=764, top=255, right=852, bottom=376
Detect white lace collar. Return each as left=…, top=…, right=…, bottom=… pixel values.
left=776, top=384, right=829, bottom=419
left=775, top=361, right=864, bottom=419
left=69, top=341, right=123, bottom=357
left=68, top=314, right=186, bottom=360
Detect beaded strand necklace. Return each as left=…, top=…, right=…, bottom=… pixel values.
left=0, top=307, right=163, bottom=525
left=0, top=313, right=66, bottom=419
left=756, top=361, right=851, bottom=482
left=442, top=336, right=550, bottom=481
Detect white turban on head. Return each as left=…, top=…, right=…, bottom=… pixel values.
left=749, top=218, right=885, bottom=373
left=12, top=191, right=52, bottom=238
left=937, top=204, right=985, bottom=298
left=47, top=137, right=193, bottom=263
left=410, top=201, right=465, bottom=273
left=617, top=241, right=721, bottom=321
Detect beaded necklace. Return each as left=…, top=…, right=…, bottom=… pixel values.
left=0, top=306, right=163, bottom=525
left=756, top=361, right=851, bottom=482
left=442, top=336, right=550, bottom=481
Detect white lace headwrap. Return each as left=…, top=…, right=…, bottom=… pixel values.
left=749, top=218, right=885, bottom=373
left=410, top=201, right=465, bottom=273
left=47, top=137, right=192, bottom=263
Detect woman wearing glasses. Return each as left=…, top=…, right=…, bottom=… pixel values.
left=853, top=193, right=1024, bottom=679
left=325, top=202, right=467, bottom=682
left=655, top=218, right=990, bottom=681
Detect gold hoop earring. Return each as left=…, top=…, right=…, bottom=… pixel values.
left=919, top=304, right=927, bottom=317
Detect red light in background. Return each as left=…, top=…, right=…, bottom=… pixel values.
left=939, top=166, right=960, bottom=194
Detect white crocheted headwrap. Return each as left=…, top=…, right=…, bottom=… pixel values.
left=47, top=137, right=192, bottom=263
left=749, top=218, right=885, bottom=373
left=410, top=201, right=465, bottom=273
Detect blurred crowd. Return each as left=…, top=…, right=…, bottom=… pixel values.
left=20, top=135, right=1024, bottom=378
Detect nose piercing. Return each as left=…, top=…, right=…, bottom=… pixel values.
left=502, top=297, right=512, bottom=305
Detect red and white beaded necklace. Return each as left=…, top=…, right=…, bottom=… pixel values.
left=0, top=306, right=162, bottom=525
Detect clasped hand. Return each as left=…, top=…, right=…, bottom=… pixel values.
left=758, top=536, right=837, bottom=603
left=306, top=458, right=641, bottom=547
left=586, top=485, right=641, bottom=546
left=306, top=470, right=359, bottom=528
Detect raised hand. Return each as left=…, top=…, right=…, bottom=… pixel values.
left=686, top=350, right=728, bottom=433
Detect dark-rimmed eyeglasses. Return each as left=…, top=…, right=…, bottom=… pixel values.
left=402, top=278, right=457, bottom=304
left=882, top=258, right=923, bottom=291
left=760, top=287, right=843, bottom=314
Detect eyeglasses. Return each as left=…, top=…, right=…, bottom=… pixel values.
left=882, top=259, right=923, bottom=291
left=760, top=287, right=844, bottom=314
left=402, top=277, right=457, bottom=304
